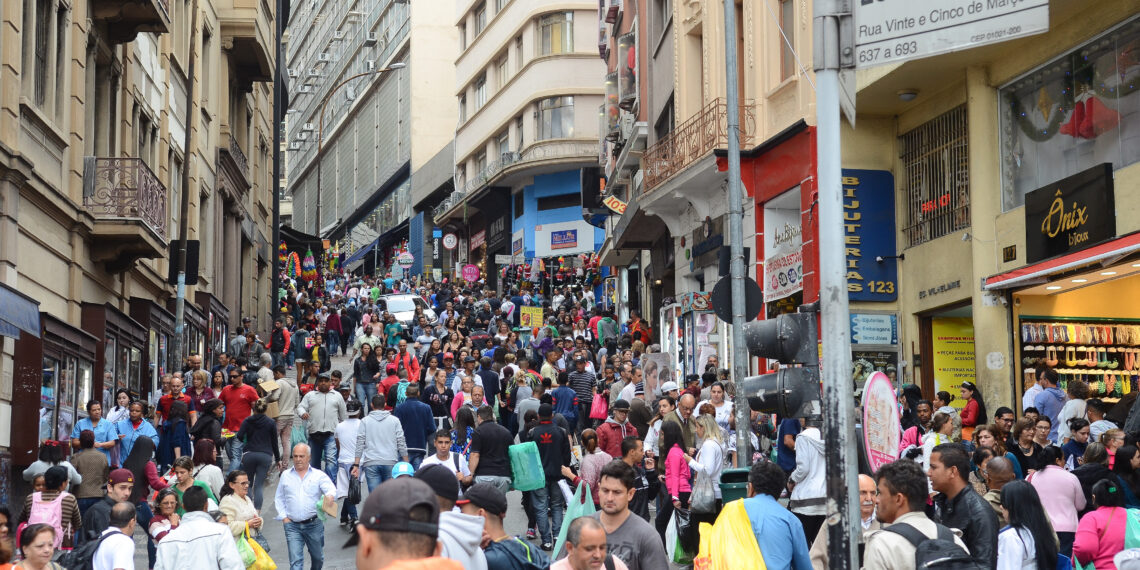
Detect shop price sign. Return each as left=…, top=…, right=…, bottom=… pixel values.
left=862, top=371, right=900, bottom=473
left=396, top=252, right=415, bottom=269
left=461, top=264, right=480, bottom=282
left=855, top=0, right=1049, bottom=69
left=843, top=170, right=897, bottom=302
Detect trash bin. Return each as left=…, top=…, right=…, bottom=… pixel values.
left=720, top=468, right=751, bottom=503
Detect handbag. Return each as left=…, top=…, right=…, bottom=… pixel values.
left=252, top=528, right=271, bottom=553
left=690, top=469, right=717, bottom=514
left=589, top=394, right=609, bottom=420
left=237, top=525, right=257, bottom=567
left=246, top=525, right=276, bottom=570
left=347, top=474, right=362, bottom=505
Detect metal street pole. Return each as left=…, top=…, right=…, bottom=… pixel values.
left=314, top=64, right=406, bottom=236
left=271, top=0, right=284, bottom=328
left=814, top=1, right=859, bottom=568
left=722, top=0, right=752, bottom=467
left=173, top=0, right=199, bottom=372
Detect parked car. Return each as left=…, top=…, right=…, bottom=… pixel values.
left=378, top=294, right=437, bottom=336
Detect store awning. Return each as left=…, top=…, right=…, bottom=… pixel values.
left=0, top=282, right=41, bottom=338
left=984, top=232, right=1140, bottom=290
left=343, top=238, right=379, bottom=269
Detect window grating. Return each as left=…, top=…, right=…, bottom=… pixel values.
left=900, top=105, right=970, bottom=247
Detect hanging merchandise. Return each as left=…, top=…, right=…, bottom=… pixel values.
left=286, top=252, right=302, bottom=278
left=301, top=249, right=318, bottom=282
left=278, top=241, right=288, bottom=267
left=328, top=242, right=340, bottom=271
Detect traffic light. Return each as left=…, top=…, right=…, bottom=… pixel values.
left=739, top=304, right=822, bottom=419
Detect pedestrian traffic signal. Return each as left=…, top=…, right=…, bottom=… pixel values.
left=738, top=306, right=822, bottom=419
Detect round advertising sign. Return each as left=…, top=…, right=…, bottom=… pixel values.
left=442, top=233, right=458, bottom=250
left=397, top=251, right=415, bottom=268
left=462, top=264, right=480, bottom=282
left=861, top=371, right=900, bottom=473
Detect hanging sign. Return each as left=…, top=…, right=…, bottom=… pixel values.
left=519, top=306, right=543, bottom=328
left=442, top=233, right=458, bottom=250
left=602, top=195, right=628, bottom=215
left=843, top=169, right=898, bottom=302
left=851, top=313, right=898, bottom=345
left=397, top=252, right=415, bottom=268
left=469, top=230, right=486, bottom=251
left=551, top=230, right=578, bottom=250
left=1024, top=163, right=1115, bottom=264
left=462, top=264, right=480, bottom=282
left=861, top=371, right=900, bottom=473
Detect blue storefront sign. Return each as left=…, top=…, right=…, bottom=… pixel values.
left=843, top=169, right=897, bottom=302
left=551, top=229, right=578, bottom=250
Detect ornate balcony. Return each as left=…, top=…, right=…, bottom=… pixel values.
left=84, top=157, right=169, bottom=271
left=641, top=98, right=756, bottom=192
left=218, top=134, right=251, bottom=201
left=91, top=0, right=170, bottom=43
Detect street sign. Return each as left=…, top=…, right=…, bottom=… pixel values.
left=854, top=0, right=1049, bottom=69
left=709, top=276, right=764, bottom=324
left=494, top=254, right=519, bottom=265
left=442, top=233, right=458, bottom=250
left=397, top=251, right=414, bottom=268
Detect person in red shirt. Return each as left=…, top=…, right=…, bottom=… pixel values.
left=156, top=375, right=192, bottom=426
left=217, top=368, right=260, bottom=470
left=378, top=363, right=400, bottom=403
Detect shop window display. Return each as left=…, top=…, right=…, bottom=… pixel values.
left=1000, top=17, right=1140, bottom=211
left=40, top=357, right=58, bottom=442
left=1020, top=319, right=1140, bottom=402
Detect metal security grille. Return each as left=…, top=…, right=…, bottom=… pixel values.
left=900, top=106, right=970, bottom=247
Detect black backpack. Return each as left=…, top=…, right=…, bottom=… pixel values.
left=883, top=522, right=985, bottom=569
left=58, top=530, right=122, bottom=570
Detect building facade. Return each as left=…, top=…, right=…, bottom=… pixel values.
left=0, top=0, right=276, bottom=499
left=429, top=0, right=605, bottom=292
left=284, top=0, right=456, bottom=278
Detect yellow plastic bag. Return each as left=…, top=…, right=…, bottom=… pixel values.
left=246, top=524, right=277, bottom=570
left=693, top=499, right=767, bottom=570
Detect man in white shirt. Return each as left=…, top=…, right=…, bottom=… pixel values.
left=420, top=429, right=472, bottom=495
left=154, top=487, right=244, bottom=570
left=275, top=443, right=337, bottom=570
left=93, top=501, right=138, bottom=570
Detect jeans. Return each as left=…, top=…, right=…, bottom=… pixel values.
left=363, top=464, right=394, bottom=493
left=284, top=518, right=325, bottom=570
left=135, top=500, right=156, bottom=568
left=271, top=351, right=285, bottom=368
left=77, top=497, right=101, bottom=517
left=327, top=330, right=340, bottom=354
left=577, top=402, right=593, bottom=434
left=226, top=437, right=245, bottom=474
left=356, top=382, right=378, bottom=408
left=308, top=432, right=338, bottom=481
left=338, top=462, right=359, bottom=522
left=240, top=451, right=274, bottom=510
left=342, top=330, right=354, bottom=356
left=522, top=490, right=536, bottom=529
left=407, top=449, right=426, bottom=471
left=532, top=480, right=566, bottom=544
left=474, top=475, right=511, bottom=496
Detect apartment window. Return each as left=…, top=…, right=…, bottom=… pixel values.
left=496, top=0, right=508, bottom=13
left=474, top=3, right=486, bottom=36
left=654, top=95, right=675, bottom=140
left=23, top=0, right=68, bottom=117
left=901, top=106, right=970, bottom=247
left=1000, top=18, right=1140, bottom=210
left=516, top=115, right=525, bottom=148
left=779, top=0, right=795, bottom=80
left=474, top=75, right=487, bottom=110
left=514, top=191, right=524, bottom=219
left=497, top=130, right=511, bottom=158
left=170, top=154, right=184, bottom=238
left=538, top=97, right=574, bottom=140
left=539, top=13, right=573, bottom=55
left=459, top=94, right=467, bottom=122
left=459, top=24, right=467, bottom=50
left=201, top=29, right=212, bottom=104
left=496, top=56, right=509, bottom=89
left=653, top=0, right=672, bottom=40
left=475, top=151, right=487, bottom=174
left=537, top=193, right=580, bottom=211
left=515, top=36, right=523, bottom=68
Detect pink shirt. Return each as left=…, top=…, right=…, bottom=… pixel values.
left=1073, top=506, right=1127, bottom=569
left=1028, top=465, right=1086, bottom=532
left=665, top=444, right=691, bottom=499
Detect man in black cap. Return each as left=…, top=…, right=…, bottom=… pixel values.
left=414, top=465, right=487, bottom=570
left=348, top=477, right=462, bottom=570
left=457, top=483, right=550, bottom=569
left=530, top=403, right=571, bottom=551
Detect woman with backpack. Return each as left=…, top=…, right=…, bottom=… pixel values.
left=14, top=524, right=59, bottom=570
left=235, top=399, right=280, bottom=510
left=17, top=467, right=80, bottom=552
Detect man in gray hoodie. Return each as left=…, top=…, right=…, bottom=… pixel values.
left=351, top=394, right=409, bottom=493
left=415, top=464, right=488, bottom=570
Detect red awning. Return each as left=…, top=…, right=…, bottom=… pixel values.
left=984, top=232, right=1140, bottom=290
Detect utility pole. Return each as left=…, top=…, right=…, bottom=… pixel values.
left=173, top=0, right=199, bottom=372
left=272, top=0, right=284, bottom=324
left=814, top=1, right=859, bottom=568
left=722, top=0, right=752, bottom=466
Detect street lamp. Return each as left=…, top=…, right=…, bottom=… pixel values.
left=314, top=62, right=406, bottom=236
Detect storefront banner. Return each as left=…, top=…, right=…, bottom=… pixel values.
left=930, top=317, right=976, bottom=413
left=1025, top=163, right=1115, bottom=263
left=862, top=371, right=900, bottom=473
left=512, top=230, right=525, bottom=257
left=535, top=221, right=597, bottom=257
left=843, top=169, right=897, bottom=302
left=552, top=230, right=578, bottom=250
left=469, top=230, right=486, bottom=252
left=640, top=352, right=674, bottom=398
left=851, top=313, right=898, bottom=346
left=519, top=306, right=543, bottom=328
left=764, top=250, right=803, bottom=302
left=853, top=350, right=899, bottom=390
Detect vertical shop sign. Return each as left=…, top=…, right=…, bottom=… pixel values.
left=432, top=228, right=442, bottom=271
left=861, top=371, right=900, bottom=472
left=1024, top=163, right=1115, bottom=263
left=763, top=192, right=804, bottom=303
left=930, top=317, right=976, bottom=413
left=843, top=169, right=897, bottom=301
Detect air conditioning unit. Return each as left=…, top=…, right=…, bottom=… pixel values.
left=307, top=69, right=321, bottom=77
left=297, top=85, right=313, bottom=93
left=605, top=0, right=622, bottom=23
left=302, top=122, right=315, bottom=131
left=364, top=32, right=378, bottom=46
left=318, top=53, right=332, bottom=62
left=345, top=86, right=356, bottom=102
left=288, top=142, right=301, bottom=150
left=366, top=60, right=376, bottom=71
left=287, top=68, right=298, bottom=78
left=334, top=30, right=347, bottom=39
left=297, top=131, right=310, bottom=140
left=620, top=113, right=635, bottom=139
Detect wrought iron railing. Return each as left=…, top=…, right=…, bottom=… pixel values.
left=84, top=157, right=169, bottom=241
left=228, top=134, right=249, bottom=179
left=641, top=98, right=756, bottom=192
left=434, top=140, right=598, bottom=220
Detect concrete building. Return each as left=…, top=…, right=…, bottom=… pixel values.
left=430, top=0, right=605, bottom=292
left=284, top=0, right=456, bottom=278
left=0, top=0, right=275, bottom=499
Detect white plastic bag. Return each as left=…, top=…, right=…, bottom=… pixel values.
left=558, top=479, right=574, bottom=504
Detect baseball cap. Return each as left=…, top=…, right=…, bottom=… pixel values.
left=574, top=356, right=587, bottom=363
left=612, top=399, right=631, bottom=411
left=538, top=403, right=554, bottom=418
left=386, top=363, right=398, bottom=374
left=344, top=478, right=440, bottom=547
left=444, top=352, right=455, bottom=359
left=109, top=469, right=134, bottom=486
left=456, top=483, right=508, bottom=517
left=464, top=356, right=477, bottom=363
left=392, top=462, right=415, bottom=479
left=415, top=464, right=459, bottom=503
left=660, top=381, right=679, bottom=394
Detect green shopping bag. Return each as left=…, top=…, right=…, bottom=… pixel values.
left=290, top=422, right=307, bottom=449
left=553, top=482, right=595, bottom=558
left=508, top=441, right=544, bottom=492
left=237, top=524, right=257, bottom=567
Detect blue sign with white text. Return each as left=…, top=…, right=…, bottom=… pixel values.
left=843, top=169, right=897, bottom=302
